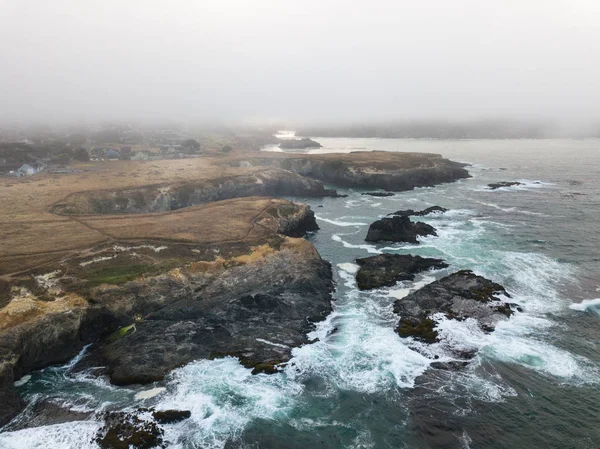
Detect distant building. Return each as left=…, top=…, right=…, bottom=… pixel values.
left=16, top=163, right=42, bottom=176
left=131, top=151, right=149, bottom=161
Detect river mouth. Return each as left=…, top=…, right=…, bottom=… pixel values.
left=2, top=140, right=600, bottom=448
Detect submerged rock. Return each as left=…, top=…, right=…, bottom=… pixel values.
left=278, top=138, right=322, bottom=150
left=361, top=191, right=395, bottom=197
left=365, top=215, right=437, bottom=244
left=487, top=181, right=523, bottom=190
left=152, top=409, right=191, bottom=424
left=393, top=270, right=516, bottom=345
left=355, top=254, right=448, bottom=290
left=3, top=400, right=92, bottom=432
left=388, top=206, right=448, bottom=217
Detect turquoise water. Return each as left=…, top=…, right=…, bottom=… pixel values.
left=2, top=138, right=600, bottom=448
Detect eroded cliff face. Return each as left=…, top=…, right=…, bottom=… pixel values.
left=0, top=200, right=330, bottom=426
left=228, top=151, right=470, bottom=191
left=50, top=168, right=338, bottom=215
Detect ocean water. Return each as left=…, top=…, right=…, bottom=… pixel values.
left=2, top=138, right=600, bottom=448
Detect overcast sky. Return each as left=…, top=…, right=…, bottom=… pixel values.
left=1, top=0, right=599, bottom=125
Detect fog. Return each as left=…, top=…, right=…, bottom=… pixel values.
left=1, top=0, right=600, bottom=126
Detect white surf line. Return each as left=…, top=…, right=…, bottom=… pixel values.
left=569, top=298, right=600, bottom=312
left=256, top=338, right=289, bottom=349
left=135, top=387, right=166, bottom=400
left=315, top=215, right=368, bottom=226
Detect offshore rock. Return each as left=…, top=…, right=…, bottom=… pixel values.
left=388, top=206, right=448, bottom=217
left=278, top=138, right=322, bottom=150
left=487, top=181, right=523, bottom=190
left=365, top=215, right=437, bottom=244
left=361, top=191, right=395, bottom=197
left=355, top=254, right=448, bottom=290
left=393, top=270, right=516, bottom=344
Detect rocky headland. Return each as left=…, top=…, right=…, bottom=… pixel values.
left=228, top=151, right=470, bottom=191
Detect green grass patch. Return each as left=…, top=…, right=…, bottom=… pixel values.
left=86, top=264, right=152, bottom=286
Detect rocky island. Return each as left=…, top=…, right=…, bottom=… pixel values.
left=355, top=254, right=448, bottom=290
left=278, top=137, right=322, bottom=150
left=0, top=150, right=470, bottom=427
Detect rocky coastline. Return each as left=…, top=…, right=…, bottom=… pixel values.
left=0, top=150, right=472, bottom=429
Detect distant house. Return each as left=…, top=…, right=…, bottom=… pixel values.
left=106, top=149, right=120, bottom=160
left=16, top=163, right=41, bottom=176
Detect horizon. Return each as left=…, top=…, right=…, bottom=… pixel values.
left=2, top=0, right=600, bottom=126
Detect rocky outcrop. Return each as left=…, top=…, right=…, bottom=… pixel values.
left=51, top=168, right=338, bottom=215
left=270, top=203, right=320, bottom=237
left=388, top=206, right=448, bottom=217
left=278, top=138, right=322, bottom=150
left=393, top=270, right=518, bottom=345
left=487, top=181, right=523, bottom=190
left=365, top=216, right=437, bottom=244
left=96, top=411, right=164, bottom=449
left=228, top=152, right=470, bottom=191
left=355, top=254, right=448, bottom=290
left=84, top=238, right=333, bottom=385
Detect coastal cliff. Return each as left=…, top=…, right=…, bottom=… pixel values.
left=0, top=199, right=330, bottom=426
left=228, top=151, right=470, bottom=190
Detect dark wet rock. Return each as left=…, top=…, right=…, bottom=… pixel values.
left=393, top=270, right=516, bottom=344
left=487, top=181, right=523, bottom=190
left=278, top=138, right=322, bottom=150
left=4, top=399, right=92, bottom=431
left=361, top=191, right=395, bottom=197
left=0, top=363, right=24, bottom=427
left=355, top=254, right=448, bottom=290
left=273, top=204, right=319, bottom=237
left=152, top=409, right=191, bottom=424
left=388, top=206, right=448, bottom=217
left=365, top=215, right=437, bottom=244
left=429, top=360, right=470, bottom=371
left=95, top=411, right=164, bottom=449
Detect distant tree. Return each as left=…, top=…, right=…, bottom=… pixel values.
left=120, top=146, right=132, bottom=160
left=181, top=139, right=201, bottom=154
left=53, top=151, right=73, bottom=165
left=221, top=145, right=233, bottom=153
left=73, top=147, right=90, bottom=162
